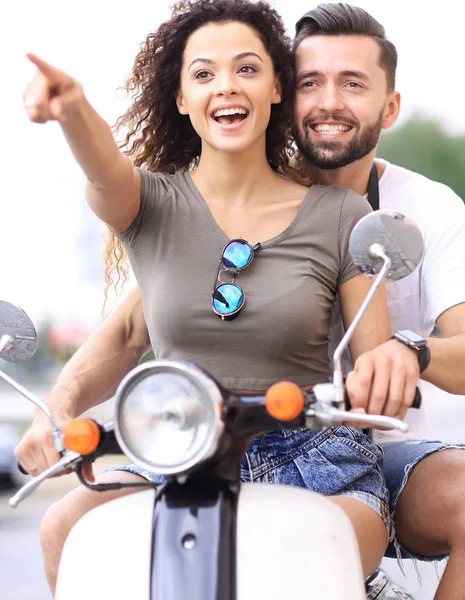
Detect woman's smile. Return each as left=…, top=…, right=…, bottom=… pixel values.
left=210, top=104, right=251, bottom=132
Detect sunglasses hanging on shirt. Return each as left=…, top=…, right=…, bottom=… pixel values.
left=212, top=238, right=261, bottom=321
left=211, top=165, right=378, bottom=321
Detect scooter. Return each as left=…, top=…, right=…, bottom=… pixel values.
left=2, top=210, right=424, bottom=600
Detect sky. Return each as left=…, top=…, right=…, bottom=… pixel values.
left=1, top=0, right=463, bottom=326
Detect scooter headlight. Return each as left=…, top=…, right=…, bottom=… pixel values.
left=114, top=361, right=224, bottom=475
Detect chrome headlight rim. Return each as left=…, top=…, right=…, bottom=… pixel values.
left=114, top=360, right=224, bottom=475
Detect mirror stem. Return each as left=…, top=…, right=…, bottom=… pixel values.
left=0, top=368, right=65, bottom=452
left=333, top=244, right=392, bottom=407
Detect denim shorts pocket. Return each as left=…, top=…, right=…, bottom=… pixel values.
left=326, top=426, right=383, bottom=466
left=261, top=429, right=385, bottom=497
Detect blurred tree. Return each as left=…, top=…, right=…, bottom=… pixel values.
left=140, top=349, right=155, bottom=363
left=377, top=116, right=465, bottom=202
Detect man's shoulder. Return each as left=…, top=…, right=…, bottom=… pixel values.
left=379, top=160, right=456, bottom=196
left=378, top=160, right=464, bottom=217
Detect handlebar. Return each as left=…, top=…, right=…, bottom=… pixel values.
left=411, top=387, right=422, bottom=409
left=11, top=382, right=422, bottom=506
left=17, top=386, right=421, bottom=476
left=17, top=462, right=28, bottom=475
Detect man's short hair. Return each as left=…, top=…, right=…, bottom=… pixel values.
left=295, top=3, right=398, bottom=91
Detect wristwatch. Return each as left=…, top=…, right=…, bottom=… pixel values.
left=392, top=330, right=431, bottom=373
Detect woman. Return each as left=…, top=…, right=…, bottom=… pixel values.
left=23, top=0, right=392, bottom=592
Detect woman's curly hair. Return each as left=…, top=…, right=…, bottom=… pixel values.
left=104, top=0, right=296, bottom=297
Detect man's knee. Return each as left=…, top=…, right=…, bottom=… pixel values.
left=40, top=471, right=144, bottom=551
left=429, top=449, right=465, bottom=543
left=395, top=448, right=465, bottom=551
left=40, top=488, right=96, bottom=552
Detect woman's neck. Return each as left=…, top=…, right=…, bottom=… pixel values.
left=192, top=140, right=278, bottom=208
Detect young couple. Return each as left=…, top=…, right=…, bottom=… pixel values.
left=19, top=2, right=465, bottom=598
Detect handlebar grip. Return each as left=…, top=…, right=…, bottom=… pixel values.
left=100, top=428, right=122, bottom=455
left=411, top=386, right=422, bottom=409
left=17, top=462, right=28, bottom=475
left=345, top=386, right=422, bottom=410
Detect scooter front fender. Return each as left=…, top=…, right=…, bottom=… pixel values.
left=56, top=483, right=365, bottom=600
left=237, top=483, right=366, bottom=599
left=56, top=488, right=157, bottom=600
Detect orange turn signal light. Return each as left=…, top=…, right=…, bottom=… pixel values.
left=265, top=381, right=304, bottom=421
left=63, top=419, right=101, bottom=455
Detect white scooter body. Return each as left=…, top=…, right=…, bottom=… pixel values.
left=56, top=482, right=365, bottom=600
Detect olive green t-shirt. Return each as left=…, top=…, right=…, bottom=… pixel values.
left=116, top=169, right=371, bottom=390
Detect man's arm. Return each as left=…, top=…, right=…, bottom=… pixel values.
left=417, top=185, right=465, bottom=396
left=49, top=286, right=150, bottom=417
left=350, top=185, right=465, bottom=407
left=423, top=303, right=465, bottom=394
left=346, top=305, right=465, bottom=423
left=14, top=286, right=149, bottom=476
left=340, top=274, right=420, bottom=420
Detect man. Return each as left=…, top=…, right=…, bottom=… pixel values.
left=16, top=4, right=465, bottom=599
left=292, top=5, right=465, bottom=600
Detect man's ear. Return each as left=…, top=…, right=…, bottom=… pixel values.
left=272, top=77, right=282, bottom=105
left=382, top=91, right=401, bottom=131
left=176, top=91, right=189, bottom=115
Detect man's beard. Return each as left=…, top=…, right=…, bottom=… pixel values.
left=293, top=110, right=384, bottom=170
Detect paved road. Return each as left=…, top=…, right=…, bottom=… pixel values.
left=0, top=459, right=116, bottom=600
left=0, top=492, right=55, bottom=600
left=0, top=382, right=464, bottom=599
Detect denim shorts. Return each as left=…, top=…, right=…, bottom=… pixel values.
left=103, top=425, right=391, bottom=534
left=241, top=426, right=390, bottom=533
left=381, top=439, right=465, bottom=562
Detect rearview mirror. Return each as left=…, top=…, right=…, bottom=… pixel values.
left=0, top=301, right=37, bottom=362
left=349, top=210, right=424, bottom=281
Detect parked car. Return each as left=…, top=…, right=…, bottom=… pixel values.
left=0, top=424, right=26, bottom=490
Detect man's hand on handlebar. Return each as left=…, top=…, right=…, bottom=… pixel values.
left=345, top=338, right=420, bottom=421
left=14, top=401, right=95, bottom=482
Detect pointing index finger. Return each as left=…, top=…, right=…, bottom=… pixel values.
left=26, top=53, right=64, bottom=81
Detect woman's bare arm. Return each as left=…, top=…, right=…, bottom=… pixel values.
left=339, top=273, right=391, bottom=362
left=24, top=54, right=140, bottom=232
left=339, top=274, right=419, bottom=419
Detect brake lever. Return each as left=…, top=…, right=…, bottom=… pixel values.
left=9, top=450, right=82, bottom=508
left=307, top=406, right=409, bottom=433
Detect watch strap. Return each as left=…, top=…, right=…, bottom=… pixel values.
left=392, top=332, right=431, bottom=373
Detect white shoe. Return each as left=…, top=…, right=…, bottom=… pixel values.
left=366, top=568, right=415, bottom=600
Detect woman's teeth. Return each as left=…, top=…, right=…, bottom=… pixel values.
left=213, top=108, right=248, bottom=118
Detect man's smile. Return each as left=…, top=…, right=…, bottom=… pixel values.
left=311, top=123, right=353, bottom=136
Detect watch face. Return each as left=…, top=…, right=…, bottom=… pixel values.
left=397, top=330, right=426, bottom=345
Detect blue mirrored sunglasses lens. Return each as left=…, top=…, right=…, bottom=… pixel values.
left=212, top=283, right=244, bottom=316
left=222, top=240, right=252, bottom=270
